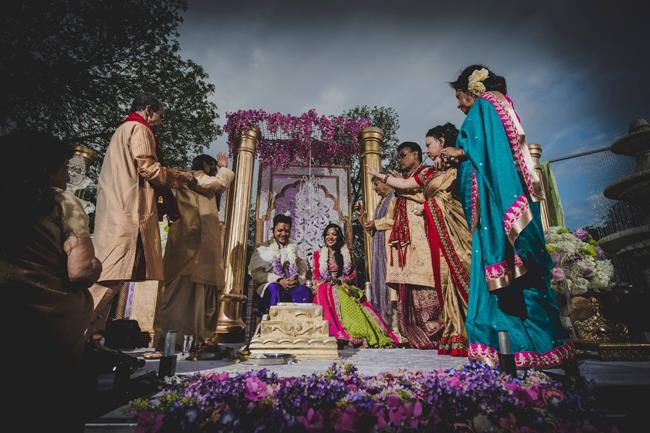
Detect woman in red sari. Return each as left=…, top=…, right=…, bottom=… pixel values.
left=369, top=124, right=472, bottom=356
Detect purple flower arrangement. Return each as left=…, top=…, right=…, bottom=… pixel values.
left=130, top=362, right=615, bottom=433
left=224, top=109, right=371, bottom=168
left=271, top=255, right=298, bottom=279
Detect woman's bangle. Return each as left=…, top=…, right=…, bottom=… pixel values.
left=382, top=173, right=390, bottom=183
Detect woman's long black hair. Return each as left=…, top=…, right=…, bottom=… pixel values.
left=322, top=223, right=345, bottom=273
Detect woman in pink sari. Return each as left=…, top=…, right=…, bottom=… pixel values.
left=313, top=223, right=399, bottom=347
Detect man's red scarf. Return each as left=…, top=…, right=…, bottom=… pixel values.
left=388, top=165, right=426, bottom=268
left=124, top=112, right=181, bottom=222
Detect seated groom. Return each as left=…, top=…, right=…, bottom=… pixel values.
left=248, top=213, right=312, bottom=316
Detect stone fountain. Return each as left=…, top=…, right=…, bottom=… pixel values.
left=600, top=119, right=650, bottom=273
left=573, top=119, right=650, bottom=360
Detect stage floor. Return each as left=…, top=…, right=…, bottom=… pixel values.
left=128, top=346, right=650, bottom=385
left=84, top=348, right=650, bottom=432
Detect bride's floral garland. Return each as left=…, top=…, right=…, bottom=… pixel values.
left=318, top=245, right=353, bottom=280
left=258, top=241, right=299, bottom=278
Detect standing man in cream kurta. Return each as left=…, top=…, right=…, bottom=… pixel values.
left=384, top=142, right=442, bottom=350
left=89, top=93, right=194, bottom=334
left=154, top=153, right=235, bottom=348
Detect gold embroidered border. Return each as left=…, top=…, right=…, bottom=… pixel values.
left=488, top=91, right=545, bottom=203
left=507, top=205, right=533, bottom=245
left=486, top=261, right=528, bottom=291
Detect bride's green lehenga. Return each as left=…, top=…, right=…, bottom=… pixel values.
left=312, top=248, right=400, bottom=348
left=456, top=91, right=574, bottom=368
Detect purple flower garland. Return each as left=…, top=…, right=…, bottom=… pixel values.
left=271, top=255, right=298, bottom=279
left=130, top=362, right=616, bottom=433
left=224, top=109, right=371, bottom=168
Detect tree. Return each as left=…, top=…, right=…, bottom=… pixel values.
left=343, top=105, right=401, bottom=205
left=0, top=0, right=221, bottom=169
left=342, top=105, right=401, bottom=282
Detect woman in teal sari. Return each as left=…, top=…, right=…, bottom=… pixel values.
left=440, top=65, right=574, bottom=368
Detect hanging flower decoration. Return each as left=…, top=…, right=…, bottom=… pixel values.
left=544, top=226, right=615, bottom=296
left=224, top=109, right=371, bottom=168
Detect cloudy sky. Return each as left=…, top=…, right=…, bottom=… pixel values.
left=178, top=0, right=649, bottom=229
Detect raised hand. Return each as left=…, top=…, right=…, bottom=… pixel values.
left=367, top=166, right=381, bottom=178
left=216, top=152, right=229, bottom=168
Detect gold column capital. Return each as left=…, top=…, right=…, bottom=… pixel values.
left=238, top=127, right=261, bottom=153
left=73, top=144, right=96, bottom=167
left=527, top=143, right=542, bottom=161
left=527, top=143, right=550, bottom=230
left=360, top=127, right=384, bottom=154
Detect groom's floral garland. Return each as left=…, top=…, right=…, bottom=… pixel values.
left=258, top=241, right=299, bottom=279
left=318, top=245, right=353, bottom=279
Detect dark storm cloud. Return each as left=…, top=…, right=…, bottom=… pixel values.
left=180, top=0, right=650, bottom=227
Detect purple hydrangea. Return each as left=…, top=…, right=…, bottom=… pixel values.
left=130, top=362, right=615, bottom=433
left=574, top=228, right=590, bottom=242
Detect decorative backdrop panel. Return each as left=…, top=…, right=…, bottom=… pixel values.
left=256, top=165, right=352, bottom=268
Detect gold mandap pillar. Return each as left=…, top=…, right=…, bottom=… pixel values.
left=527, top=143, right=550, bottom=231
left=359, top=127, right=385, bottom=281
left=216, top=128, right=260, bottom=341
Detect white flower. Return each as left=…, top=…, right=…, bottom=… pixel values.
left=467, top=68, right=489, bottom=96
left=544, top=225, right=616, bottom=296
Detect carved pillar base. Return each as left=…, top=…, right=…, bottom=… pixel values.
left=215, top=293, right=247, bottom=341
left=249, top=303, right=339, bottom=360
left=571, top=295, right=650, bottom=360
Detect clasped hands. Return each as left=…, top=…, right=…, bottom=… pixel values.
left=278, top=275, right=299, bottom=290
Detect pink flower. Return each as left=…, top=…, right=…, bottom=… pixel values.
left=551, top=267, right=566, bottom=283
left=332, top=407, right=359, bottom=432
left=372, top=405, right=388, bottom=429
left=297, top=408, right=325, bottom=432
left=387, top=395, right=407, bottom=426
left=207, top=372, right=229, bottom=382
left=448, top=376, right=464, bottom=388
left=518, top=386, right=540, bottom=404
left=134, top=412, right=164, bottom=433
left=244, top=376, right=269, bottom=401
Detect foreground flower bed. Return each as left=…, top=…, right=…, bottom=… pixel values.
left=130, top=362, right=615, bottom=433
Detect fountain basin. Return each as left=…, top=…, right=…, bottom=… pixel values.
left=599, top=224, right=650, bottom=257
left=603, top=169, right=650, bottom=201
left=611, top=126, right=650, bottom=156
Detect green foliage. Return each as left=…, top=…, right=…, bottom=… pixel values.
left=342, top=105, right=400, bottom=283
left=1, top=0, right=221, bottom=169
left=342, top=105, right=401, bottom=203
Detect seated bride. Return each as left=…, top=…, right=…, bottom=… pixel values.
left=312, top=223, right=399, bottom=348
